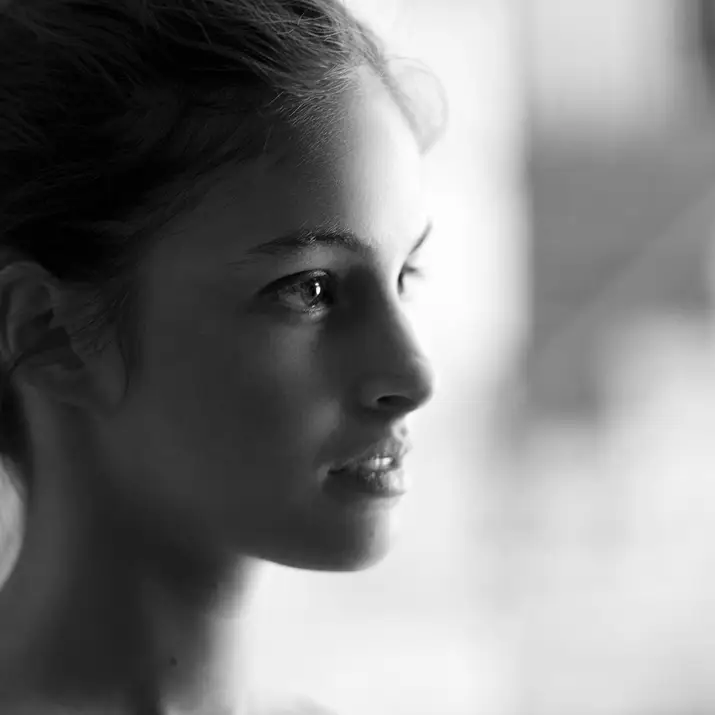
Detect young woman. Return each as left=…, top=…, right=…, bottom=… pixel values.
left=0, top=1, right=444, bottom=712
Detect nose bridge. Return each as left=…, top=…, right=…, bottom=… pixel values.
left=355, top=301, right=435, bottom=415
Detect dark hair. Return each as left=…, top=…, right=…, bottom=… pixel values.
left=0, top=0, right=445, bottom=496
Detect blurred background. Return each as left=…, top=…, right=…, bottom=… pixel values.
left=6, top=1, right=715, bottom=714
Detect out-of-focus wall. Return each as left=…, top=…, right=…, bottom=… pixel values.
left=524, top=0, right=691, bottom=139
left=503, top=2, right=715, bottom=714
left=521, top=0, right=715, bottom=426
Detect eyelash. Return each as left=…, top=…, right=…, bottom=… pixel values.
left=267, top=264, right=425, bottom=315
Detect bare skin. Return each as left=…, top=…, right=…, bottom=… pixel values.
left=0, top=70, right=435, bottom=714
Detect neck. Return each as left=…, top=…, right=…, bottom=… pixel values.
left=0, top=407, right=260, bottom=715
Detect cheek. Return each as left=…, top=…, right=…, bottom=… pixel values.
left=188, top=322, right=327, bottom=441
left=129, top=315, right=341, bottom=504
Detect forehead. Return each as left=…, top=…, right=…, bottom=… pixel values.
left=151, top=71, right=427, bottom=274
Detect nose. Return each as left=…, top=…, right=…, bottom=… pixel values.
left=354, top=309, right=436, bottom=418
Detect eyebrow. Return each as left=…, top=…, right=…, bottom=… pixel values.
left=232, top=220, right=433, bottom=268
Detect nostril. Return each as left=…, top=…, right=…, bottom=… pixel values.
left=355, top=332, right=436, bottom=414
left=359, top=363, right=435, bottom=415
left=375, top=394, right=414, bottom=412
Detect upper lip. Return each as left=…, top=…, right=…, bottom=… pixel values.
left=329, top=435, right=412, bottom=472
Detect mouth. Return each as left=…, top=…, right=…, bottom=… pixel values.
left=324, top=436, right=412, bottom=500
left=329, top=434, right=411, bottom=472
left=325, top=464, right=407, bottom=499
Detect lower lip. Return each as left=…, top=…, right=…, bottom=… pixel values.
left=323, top=466, right=408, bottom=504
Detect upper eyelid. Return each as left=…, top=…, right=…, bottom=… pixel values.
left=278, top=262, right=418, bottom=286
left=276, top=263, right=424, bottom=299
left=263, top=249, right=428, bottom=293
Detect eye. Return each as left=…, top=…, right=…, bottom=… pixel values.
left=265, top=270, right=336, bottom=314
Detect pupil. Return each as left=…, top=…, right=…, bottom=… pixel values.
left=305, top=279, right=322, bottom=302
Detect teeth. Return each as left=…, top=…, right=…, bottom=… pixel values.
left=361, top=456, right=394, bottom=470
left=336, top=455, right=395, bottom=472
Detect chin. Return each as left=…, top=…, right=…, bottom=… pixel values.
left=259, top=526, right=397, bottom=573
left=308, top=543, right=393, bottom=573
left=272, top=549, right=392, bottom=573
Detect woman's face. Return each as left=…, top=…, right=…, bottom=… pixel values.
left=101, top=72, right=435, bottom=572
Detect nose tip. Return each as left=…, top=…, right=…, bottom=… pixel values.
left=361, top=353, right=436, bottom=416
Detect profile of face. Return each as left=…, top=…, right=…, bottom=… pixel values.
left=93, top=70, right=436, bottom=573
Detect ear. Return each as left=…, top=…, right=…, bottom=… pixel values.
left=0, top=260, right=127, bottom=414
